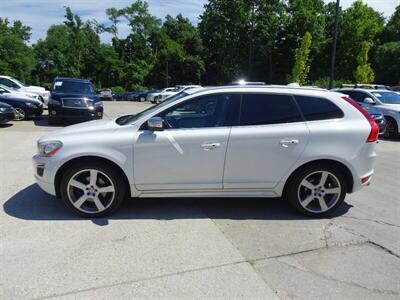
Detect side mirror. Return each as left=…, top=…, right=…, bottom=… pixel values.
left=363, top=97, right=375, bottom=104
left=147, top=117, right=164, bottom=131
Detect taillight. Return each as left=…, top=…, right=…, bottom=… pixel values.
left=341, top=96, right=379, bottom=143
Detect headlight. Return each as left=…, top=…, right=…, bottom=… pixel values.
left=48, top=98, right=61, bottom=106
left=0, top=108, right=6, bottom=112
left=94, top=101, right=103, bottom=107
left=38, top=141, right=63, bottom=157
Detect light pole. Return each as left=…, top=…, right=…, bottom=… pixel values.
left=329, top=0, right=340, bottom=90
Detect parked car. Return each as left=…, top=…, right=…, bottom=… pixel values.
left=99, top=89, right=113, bottom=101
left=33, top=85, right=378, bottom=218
left=0, top=84, right=41, bottom=101
left=358, top=102, right=386, bottom=134
left=47, top=77, right=103, bottom=125
left=156, top=85, right=201, bottom=103
left=146, top=89, right=162, bottom=102
left=0, top=75, right=50, bottom=103
left=0, top=101, right=15, bottom=124
left=391, top=85, right=400, bottom=92
left=132, top=90, right=151, bottom=102
left=336, top=88, right=400, bottom=138
left=113, top=92, right=130, bottom=101
left=0, top=94, right=43, bottom=120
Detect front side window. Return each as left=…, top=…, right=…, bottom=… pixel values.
left=295, top=95, right=344, bottom=121
left=0, top=78, right=19, bottom=89
left=240, top=94, right=302, bottom=126
left=371, top=91, right=400, bottom=104
left=158, top=94, right=238, bottom=129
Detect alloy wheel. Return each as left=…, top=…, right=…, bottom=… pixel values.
left=67, top=169, right=115, bottom=214
left=297, top=171, right=341, bottom=213
left=14, top=108, right=26, bottom=120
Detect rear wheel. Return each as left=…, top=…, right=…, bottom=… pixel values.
left=383, top=118, right=398, bottom=138
left=284, top=164, right=347, bottom=217
left=60, top=161, right=127, bottom=217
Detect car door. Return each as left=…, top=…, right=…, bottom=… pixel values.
left=133, top=93, right=239, bottom=191
left=223, top=93, right=309, bottom=189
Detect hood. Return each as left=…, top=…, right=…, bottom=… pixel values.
left=27, top=85, right=46, bottom=92
left=40, top=118, right=119, bottom=142
left=3, top=93, right=42, bottom=104
left=359, top=103, right=382, bottom=115
left=378, top=103, right=400, bottom=112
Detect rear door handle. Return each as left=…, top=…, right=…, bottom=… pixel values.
left=279, top=139, right=299, bottom=148
left=201, top=142, right=221, bottom=150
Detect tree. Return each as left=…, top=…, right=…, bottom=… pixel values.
left=288, top=32, right=312, bottom=84
left=0, top=18, right=34, bottom=83
left=380, top=5, right=400, bottom=43
left=374, top=42, right=400, bottom=85
left=335, top=0, right=384, bottom=81
left=354, top=41, right=374, bottom=83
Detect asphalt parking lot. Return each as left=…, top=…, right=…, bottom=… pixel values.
left=1, top=101, right=399, bottom=299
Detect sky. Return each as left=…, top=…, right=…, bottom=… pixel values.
left=0, top=0, right=398, bottom=44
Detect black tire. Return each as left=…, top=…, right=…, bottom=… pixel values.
left=60, top=161, right=128, bottom=217
left=283, top=163, right=347, bottom=217
left=383, top=118, right=398, bottom=139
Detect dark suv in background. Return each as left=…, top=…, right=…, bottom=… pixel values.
left=48, top=77, right=103, bottom=125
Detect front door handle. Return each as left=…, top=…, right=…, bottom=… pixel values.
left=201, top=142, right=221, bottom=150
left=279, top=139, right=299, bottom=148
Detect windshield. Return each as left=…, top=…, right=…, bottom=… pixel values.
left=372, top=91, right=400, bottom=104
left=52, top=80, right=95, bottom=94
left=13, top=78, right=26, bottom=87
left=116, top=91, right=190, bottom=125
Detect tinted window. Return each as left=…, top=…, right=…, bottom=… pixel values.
left=240, top=94, right=302, bottom=126
left=371, top=91, right=400, bottom=104
left=52, top=80, right=95, bottom=94
left=0, top=78, right=19, bottom=89
left=158, top=94, right=238, bottom=129
left=295, top=96, right=344, bottom=121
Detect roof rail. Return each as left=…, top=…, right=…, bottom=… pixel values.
left=340, top=83, right=390, bottom=90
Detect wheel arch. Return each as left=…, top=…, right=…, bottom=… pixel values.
left=283, top=159, right=354, bottom=194
left=54, top=156, right=131, bottom=198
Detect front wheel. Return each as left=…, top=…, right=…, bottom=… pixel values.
left=283, top=164, right=347, bottom=217
left=60, top=162, right=127, bottom=217
left=14, top=107, right=27, bottom=120
left=383, top=118, right=398, bottom=139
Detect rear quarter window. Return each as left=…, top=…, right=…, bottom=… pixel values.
left=295, top=95, right=344, bottom=121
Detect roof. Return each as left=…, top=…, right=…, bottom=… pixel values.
left=336, top=88, right=393, bottom=93
left=53, top=77, right=91, bottom=83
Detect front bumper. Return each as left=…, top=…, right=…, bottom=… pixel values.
left=48, top=105, right=103, bottom=121
left=0, top=111, right=15, bottom=123
left=27, top=105, right=43, bottom=117
left=32, top=155, right=56, bottom=196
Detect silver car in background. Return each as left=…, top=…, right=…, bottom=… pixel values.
left=336, top=88, right=400, bottom=138
left=33, top=85, right=378, bottom=218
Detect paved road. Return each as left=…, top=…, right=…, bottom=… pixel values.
left=1, top=101, right=399, bottom=299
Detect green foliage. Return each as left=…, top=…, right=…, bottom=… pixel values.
left=111, top=86, right=125, bottom=93
left=354, top=41, right=374, bottom=83
left=289, top=32, right=312, bottom=85
left=0, top=0, right=398, bottom=88
left=0, top=18, right=34, bottom=83
left=311, top=77, right=352, bottom=89
left=374, top=42, right=400, bottom=85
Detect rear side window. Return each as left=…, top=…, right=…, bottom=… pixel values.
left=240, top=94, right=302, bottom=126
left=295, top=96, right=344, bottom=121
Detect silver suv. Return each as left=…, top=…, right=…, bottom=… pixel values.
left=33, top=86, right=378, bottom=218
left=337, top=88, right=400, bottom=138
